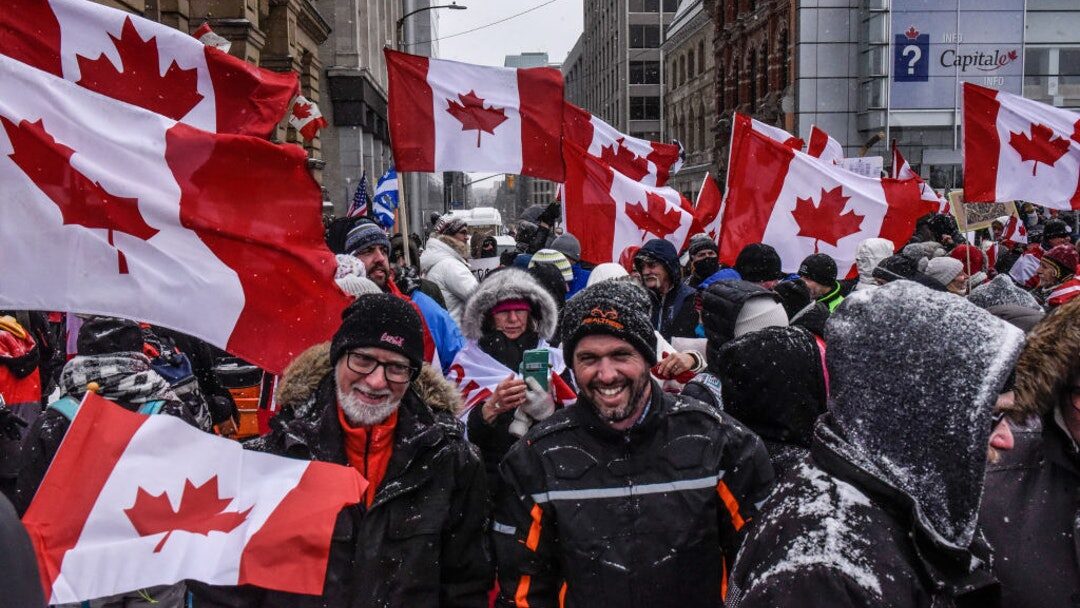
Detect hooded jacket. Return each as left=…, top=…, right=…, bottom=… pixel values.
left=853, top=238, right=895, bottom=292
left=460, top=268, right=563, bottom=489
left=699, top=281, right=782, bottom=372
left=729, top=281, right=1025, bottom=608
left=636, top=239, right=699, bottom=340
left=420, top=235, right=478, bottom=325
left=205, top=343, right=492, bottom=608
left=713, top=326, right=827, bottom=478
left=979, top=297, right=1079, bottom=608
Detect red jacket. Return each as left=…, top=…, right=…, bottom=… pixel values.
left=0, top=317, right=41, bottom=407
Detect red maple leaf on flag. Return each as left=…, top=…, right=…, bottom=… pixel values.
left=791, top=186, right=864, bottom=252
left=292, top=102, right=312, bottom=120
left=124, top=476, right=252, bottom=553
left=600, top=138, right=650, bottom=181
left=1008, top=123, right=1070, bottom=176
left=446, top=90, right=509, bottom=147
left=75, top=17, right=204, bottom=121
left=1, top=116, right=158, bottom=274
left=625, top=191, right=683, bottom=240
left=1071, top=119, right=1080, bottom=145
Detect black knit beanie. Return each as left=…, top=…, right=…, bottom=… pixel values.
left=736, top=243, right=783, bottom=282
left=561, top=281, right=657, bottom=365
left=330, top=294, right=424, bottom=369
left=77, top=317, right=144, bottom=356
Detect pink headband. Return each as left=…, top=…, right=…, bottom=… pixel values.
left=491, top=299, right=531, bottom=314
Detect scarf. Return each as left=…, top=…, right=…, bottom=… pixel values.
left=59, top=353, right=179, bottom=407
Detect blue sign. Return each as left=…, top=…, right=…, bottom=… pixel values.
left=894, top=32, right=930, bottom=82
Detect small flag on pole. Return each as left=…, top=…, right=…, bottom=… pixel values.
left=347, top=174, right=371, bottom=218
left=372, top=166, right=400, bottom=229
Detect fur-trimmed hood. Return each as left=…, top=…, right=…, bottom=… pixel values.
left=275, top=342, right=461, bottom=414
left=459, top=268, right=559, bottom=341
left=419, top=234, right=469, bottom=274
left=1011, top=297, right=1080, bottom=419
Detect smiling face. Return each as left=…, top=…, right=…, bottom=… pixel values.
left=334, top=346, right=410, bottom=426
left=637, top=258, right=671, bottom=293
left=572, top=334, right=651, bottom=430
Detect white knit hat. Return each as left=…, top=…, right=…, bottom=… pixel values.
left=529, top=248, right=574, bottom=282
left=925, top=257, right=964, bottom=287
left=586, top=262, right=629, bottom=286
left=734, top=295, right=789, bottom=338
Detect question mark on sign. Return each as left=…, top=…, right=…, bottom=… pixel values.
left=902, top=45, right=922, bottom=75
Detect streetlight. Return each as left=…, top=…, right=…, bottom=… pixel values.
left=394, top=2, right=467, bottom=267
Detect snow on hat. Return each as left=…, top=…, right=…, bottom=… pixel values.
left=562, top=280, right=657, bottom=365
left=586, top=262, right=630, bottom=287
left=734, top=294, right=789, bottom=338
left=735, top=243, right=783, bottom=283
left=433, top=214, right=468, bottom=236
left=925, top=256, right=965, bottom=286
left=1042, top=218, right=1071, bottom=240
left=967, top=274, right=1042, bottom=311
left=688, top=233, right=719, bottom=258
left=331, top=294, right=424, bottom=370
left=797, top=253, right=837, bottom=286
left=550, top=233, right=582, bottom=262
left=344, top=219, right=391, bottom=254
left=1042, top=244, right=1079, bottom=278
left=529, top=248, right=574, bottom=283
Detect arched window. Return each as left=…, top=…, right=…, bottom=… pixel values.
left=758, top=45, right=768, bottom=101
left=697, top=110, right=706, bottom=152
left=688, top=49, right=696, bottom=79
left=687, top=107, right=696, bottom=151
left=746, top=49, right=757, bottom=108
left=679, top=55, right=686, bottom=85
left=698, top=41, right=706, bottom=74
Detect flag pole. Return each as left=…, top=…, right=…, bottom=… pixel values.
left=399, top=173, right=413, bottom=267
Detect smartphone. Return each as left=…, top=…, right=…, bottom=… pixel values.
left=519, top=348, right=550, bottom=392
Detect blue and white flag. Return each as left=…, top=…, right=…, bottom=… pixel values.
left=372, top=166, right=400, bottom=229
left=347, top=173, right=370, bottom=218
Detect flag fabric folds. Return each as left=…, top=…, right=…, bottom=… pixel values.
left=0, top=51, right=350, bottom=375
left=807, top=125, right=843, bottom=162
left=0, top=0, right=299, bottom=138
left=372, top=166, right=400, bottom=229
left=693, top=172, right=723, bottom=242
left=963, top=82, right=1080, bottom=210
left=891, top=140, right=950, bottom=213
left=385, top=49, right=564, bottom=181
left=22, top=392, right=365, bottom=604
left=347, top=174, right=371, bottom=218
left=562, top=101, right=683, bottom=187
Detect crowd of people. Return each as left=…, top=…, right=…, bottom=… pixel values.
left=0, top=200, right=1077, bottom=608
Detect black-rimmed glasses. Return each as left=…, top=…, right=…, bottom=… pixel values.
left=345, top=352, right=417, bottom=384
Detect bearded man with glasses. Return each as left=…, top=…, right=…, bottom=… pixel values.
left=214, top=293, right=492, bottom=608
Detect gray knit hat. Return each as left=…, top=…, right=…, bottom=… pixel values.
left=550, top=233, right=582, bottom=262
left=562, top=280, right=657, bottom=365
left=344, top=219, right=391, bottom=254
left=925, top=257, right=964, bottom=287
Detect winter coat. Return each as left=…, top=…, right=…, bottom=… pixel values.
left=979, top=297, right=1080, bottom=608
left=566, top=263, right=591, bottom=298
left=420, top=235, right=478, bottom=325
left=494, top=385, right=774, bottom=608
left=458, top=268, right=559, bottom=344
left=712, top=326, right=827, bottom=479
left=729, top=281, right=1025, bottom=608
left=0, top=494, right=44, bottom=608
left=853, top=237, right=894, bottom=291
left=0, top=315, right=41, bottom=412
left=818, top=282, right=845, bottom=311
left=207, top=343, right=492, bottom=608
left=637, top=239, right=699, bottom=340
left=699, top=280, right=780, bottom=370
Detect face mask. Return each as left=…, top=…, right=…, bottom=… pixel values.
left=694, top=257, right=720, bottom=280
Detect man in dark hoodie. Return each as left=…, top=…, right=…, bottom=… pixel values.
left=633, top=239, right=698, bottom=340
left=728, top=281, right=1025, bottom=608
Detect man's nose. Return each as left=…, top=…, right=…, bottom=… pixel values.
left=363, top=364, right=389, bottom=391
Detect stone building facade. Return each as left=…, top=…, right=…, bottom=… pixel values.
left=662, top=0, right=717, bottom=201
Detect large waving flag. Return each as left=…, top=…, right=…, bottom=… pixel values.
left=562, top=101, right=683, bottom=187
left=23, top=392, right=365, bottom=604
left=385, top=49, right=564, bottom=180
left=372, top=166, right=400, bottom=229
left=0, top=50, right=350, bottom=375
left=0, top=0, right=299, bottom=137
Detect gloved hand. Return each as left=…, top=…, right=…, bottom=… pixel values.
left=0, top=404, right=28, bottom=441
left=538, top=201, right=561, bottom=226
left=520, top=377, right=555, bottom=421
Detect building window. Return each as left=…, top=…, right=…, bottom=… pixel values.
left=662, top=0, right=678, bottom=11
left=630, top=60, right=661, bottom=84
left=1024, top=47, right=1080, bottom=107
left=688, top=49, right=696, bottom=79
left=629, top=0, right=660, bottom=12
left=679, top=55, right=686, bottom=84
left=630, top=96, right=661, bottom=120
left=630, top=24, right=661, bottom=48
left=698, top=41, right=706, bottom=74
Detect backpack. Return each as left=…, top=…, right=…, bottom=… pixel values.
left=142, top=328, right=212, bottom=431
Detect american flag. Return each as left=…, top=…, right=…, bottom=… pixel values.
left=347, top=174, right=370, bottom=218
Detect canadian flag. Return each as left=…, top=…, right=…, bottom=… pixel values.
left=720, top=115, right=936, bottom=278
left=386, top=49, right=564, bottom=181
left=963, top=82, right=1080, bottom=210
left=22, top=393, right=365, bottom=604
left=807, top=125, right=844, bottom=162
left=694, top=172, right=723, bottom=241
left=563, top=101, right=683, bottom=187
left=288, top=95, right=328, bottom=141
left=447, top=340, right=574, bottom=415
left=891, top=141, right=949, bottom=213
left=1000, top=214, right=1028, bottom=244
left=562, top=139, right=701, bottom=265
left=192, top=22, right=231, bottom=53
left=1009, top=244, right=1044, bottom=288
left=0, top=51, right=351, bottom=375
left=0, top=0, right=299, bottom=137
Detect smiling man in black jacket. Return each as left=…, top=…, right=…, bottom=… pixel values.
left=493, top=280, right=774, bottom=608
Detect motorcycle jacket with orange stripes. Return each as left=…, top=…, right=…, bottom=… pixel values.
left=492, top=382, right=775, bottom=608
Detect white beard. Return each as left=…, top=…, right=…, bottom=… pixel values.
left=337, top=385, right=401, bottom=426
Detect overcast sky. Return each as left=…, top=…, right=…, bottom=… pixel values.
left=433, top=0, right=583, bottom=68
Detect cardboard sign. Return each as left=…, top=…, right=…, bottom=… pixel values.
left=949, top=190, right=1017, bottom=232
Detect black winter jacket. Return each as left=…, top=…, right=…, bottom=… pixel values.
left=649, top=282, right=699, bottom=341
left=494, top=384, right=774, bottom=608
left=980, top=416, right=1080, bottom=608
left=200, top=345, right=492, bottom=608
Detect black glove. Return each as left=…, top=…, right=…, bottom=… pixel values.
left=0, top=405, right=28, bottom=441
left=538, top=201, right=561, bottom=226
